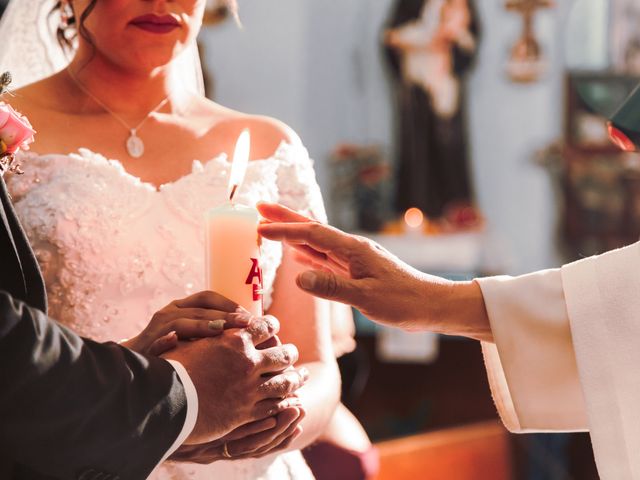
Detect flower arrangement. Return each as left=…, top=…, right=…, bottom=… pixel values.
left=329, top=143, right=392, bottom=232
left=0, top=72, right=36, bottom=175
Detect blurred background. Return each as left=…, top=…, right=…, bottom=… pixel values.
left=184, top=0, right=638, bottom=479
left=2, top=0, right=637, bottom=478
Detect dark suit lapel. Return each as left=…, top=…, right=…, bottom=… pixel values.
left=0, top=177, right=27, bottom=301
left=0, top=177, right=46, bottom=311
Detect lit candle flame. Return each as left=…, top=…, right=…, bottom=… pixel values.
left=228, top=129, right=251, bottom=202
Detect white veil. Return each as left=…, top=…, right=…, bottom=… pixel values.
left=0, top=0, right=205, bottom=94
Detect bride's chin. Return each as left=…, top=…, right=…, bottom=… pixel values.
left=117, top=40, right=185, bottom=64
left=119, top=52, right=179, bottom=74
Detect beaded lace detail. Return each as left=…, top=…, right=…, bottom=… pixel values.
left=7, top=143, right=322, bottom=480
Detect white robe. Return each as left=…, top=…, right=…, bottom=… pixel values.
left=478, top=242, right=640, bottom=480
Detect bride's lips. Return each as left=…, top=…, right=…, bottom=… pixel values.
left=130, top=14, right=180, bottom=34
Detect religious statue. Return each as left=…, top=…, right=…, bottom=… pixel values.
left=384, top=0, right=479, bottom=219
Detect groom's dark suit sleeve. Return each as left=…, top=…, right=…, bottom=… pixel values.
left=0, top=290, right=189, bottom=479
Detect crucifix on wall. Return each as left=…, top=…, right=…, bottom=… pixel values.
left=505, top=0, right=554, bottom=83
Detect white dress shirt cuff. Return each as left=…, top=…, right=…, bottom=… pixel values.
left=149, top=360, right=199, bottom=476
left=477, top=270, right=588, bottom=433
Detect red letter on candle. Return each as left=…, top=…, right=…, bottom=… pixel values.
left=246, top=258, right=263, bottom=301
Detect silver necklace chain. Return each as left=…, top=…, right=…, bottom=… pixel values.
left=67, top=68, right=170, bottom=158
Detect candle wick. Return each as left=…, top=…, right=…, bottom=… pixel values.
left=229, top=184, right=238, bottom=202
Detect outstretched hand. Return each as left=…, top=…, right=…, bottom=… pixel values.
left=257, top=203, right=491, bottom=340
left=257, top=203, right=432, bottom=331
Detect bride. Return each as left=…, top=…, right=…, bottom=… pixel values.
left=1, top=0, right=347, bottom=478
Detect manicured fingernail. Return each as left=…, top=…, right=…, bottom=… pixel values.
left=298, top=271, right=317, bottom=290
left=208, top=320, right=226, bottom=331
left=236, top=306, right=250, bottom=314
left=169, top=331, right=177, bottom=340
left=299, top=367, right=310, bottom=382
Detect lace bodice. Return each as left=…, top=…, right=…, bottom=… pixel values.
left=7, top=143, right=323, bottom=480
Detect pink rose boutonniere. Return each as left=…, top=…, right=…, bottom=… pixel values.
left=0, top=72, right=36, bottom=175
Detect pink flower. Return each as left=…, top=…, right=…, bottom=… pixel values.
left=0, top=102, right=35, bottom=154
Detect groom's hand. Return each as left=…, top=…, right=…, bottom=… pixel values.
left=164, top=313, right=309, bottom=445
left=169, top=407, right=305, bottom=463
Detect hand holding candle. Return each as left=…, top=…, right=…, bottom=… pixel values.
left=206, top=129, right=264, bottom=316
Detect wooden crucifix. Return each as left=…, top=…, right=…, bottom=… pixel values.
left=505, top=0, right=555, bottom=82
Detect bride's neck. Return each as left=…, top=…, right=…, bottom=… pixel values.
left=66, top=53, right=188, bottom=116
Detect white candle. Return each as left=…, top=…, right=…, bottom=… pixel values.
left=205, top=130, right=263, bottom=316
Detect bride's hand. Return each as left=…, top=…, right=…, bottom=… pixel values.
left=168, top=406, right=306, bottom=464
left=122, top=291, right=252, bottom=356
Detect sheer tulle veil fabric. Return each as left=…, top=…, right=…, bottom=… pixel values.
left=0, top=0, right=205, bottom=94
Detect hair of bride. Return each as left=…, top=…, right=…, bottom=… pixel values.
left=51, top=0, right=98, bottom=53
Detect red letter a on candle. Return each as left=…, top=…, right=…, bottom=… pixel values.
left=245, top=258, right=263, bottom=285
left=245, top=258, right=263, bottom=301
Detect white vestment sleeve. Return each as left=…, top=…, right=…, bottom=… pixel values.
left=561, top=242, right=640, bottom=480
left=477, top=270, right=588, bottom=432
left=478, top=242, right=640, bottom=480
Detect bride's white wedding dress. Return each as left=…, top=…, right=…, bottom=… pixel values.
left=7, top=143, right=325, bottom=480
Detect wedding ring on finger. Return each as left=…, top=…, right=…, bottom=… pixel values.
left=222, top=442, right=233, bottom=459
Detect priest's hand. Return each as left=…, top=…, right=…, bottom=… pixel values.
left=257, top=203, right=492, bottom=341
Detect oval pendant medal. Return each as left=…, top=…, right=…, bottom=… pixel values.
left=126, top=131, right=144, bottom=158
